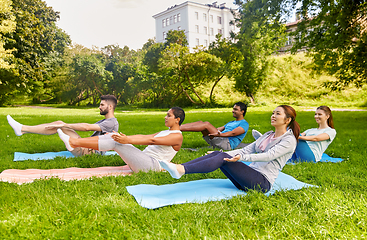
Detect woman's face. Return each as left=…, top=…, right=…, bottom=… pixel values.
left=314, top=109, right=329, bottom=125
left=165, top=109, right=177, bottom=128
left=271, top=107, right=289, bottom=127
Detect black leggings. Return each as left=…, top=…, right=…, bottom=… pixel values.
left=182, top=151, right=271, bottom=193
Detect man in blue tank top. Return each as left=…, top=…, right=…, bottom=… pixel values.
left=180, top=102, right=249, bottom=150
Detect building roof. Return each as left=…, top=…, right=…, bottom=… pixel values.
left=152, top=1, right=230, bottom=19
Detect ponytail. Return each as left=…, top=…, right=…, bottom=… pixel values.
left=279, top=105, right=300, bottom=140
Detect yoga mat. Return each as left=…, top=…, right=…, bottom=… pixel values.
left=288, top=153, right=344, bottom=164
left=13, top=151, right=118, bottom=161
left=0, top=165, right=132, bottom=184
left=319, top=153, right=343, bottom=163
left=126, top=172, right=316, bottom=209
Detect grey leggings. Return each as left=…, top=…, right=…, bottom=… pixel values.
left=98, top=134, right=161, bottom=172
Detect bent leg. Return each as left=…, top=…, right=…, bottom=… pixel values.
left=220, top=162, right=271, bottom=193
left=182, top=151, right=230, bottom=174
left=289, top=140, right=315, bottom=162
left=180, top=121, right=218, bottom=136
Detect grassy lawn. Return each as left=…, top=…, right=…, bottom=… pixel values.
left=0, top=106, right=366, bottom=239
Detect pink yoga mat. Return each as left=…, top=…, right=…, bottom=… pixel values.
left=0, top=165, right=133, bottom=184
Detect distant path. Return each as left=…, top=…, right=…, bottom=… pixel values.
left=14, top=105, right=56, bottom=109
left=301, top=107, right=367, bottom=111
left=11, top=105, right=367, bottom=111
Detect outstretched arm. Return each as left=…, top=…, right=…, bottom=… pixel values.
left=111, top=132, right=183, bottom=149
left=208, top=126, right=245, bottom=138
left=299, top=133, right=330, bottom=142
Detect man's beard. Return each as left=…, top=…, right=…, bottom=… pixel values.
left=100, top=109, right=109, bottom=115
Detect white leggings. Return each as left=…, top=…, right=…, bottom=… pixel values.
left=98, top=134, right=161, bottom=172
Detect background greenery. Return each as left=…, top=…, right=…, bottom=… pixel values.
left=0, top=106, right=366, bottom=238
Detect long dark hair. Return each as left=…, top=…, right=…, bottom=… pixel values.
left=317, top=106, right=334, bottom=129
left=279, top=105, right=300, bottom=140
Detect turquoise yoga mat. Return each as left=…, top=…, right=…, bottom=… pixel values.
left=13, top=151, right=118, bottom=161
left=126, top=172, right=316, bottom=209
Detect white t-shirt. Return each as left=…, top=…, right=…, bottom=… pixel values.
left=143, top=130, right=182, bottom=162
left=304, top=127, right=336, bottom=162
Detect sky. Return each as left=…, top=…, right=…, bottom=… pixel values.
left=43, top=0, right=237, bottom=50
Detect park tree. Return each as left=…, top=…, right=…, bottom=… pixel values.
left=0, top=0, right=70, bottom=105
left=208, top=35, right=243, bottom=103
left=159, top=43, right=222, bottom=105
left=233, top=0, right=288, bottom=103
left=290, top=0, right=367, bottom=89
left=63, top=53, right=112, bottom=105
left=102, top=44, right=143, bottom=104
left=0, top=0, right=15, bottom=69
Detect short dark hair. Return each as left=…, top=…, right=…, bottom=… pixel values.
left=101, top=95, right=117, bottom=110
left=171, top=107, right=185, bottom=125
left=234, top=102, right=247, bottom=116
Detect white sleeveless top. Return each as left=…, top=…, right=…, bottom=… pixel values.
left=142, top=130, right=182, bottom=162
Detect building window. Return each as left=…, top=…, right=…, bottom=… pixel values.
left=195, top=25, right=199, bottom=33
left=203, top=13, right=207, bottom=21
left=196, top=38, right=199, bottom=46
left=217, top=16, right=222, bottom=24
left=178, top=26, right=181, bottom=30
left=203, top=26, right=207, bottom=34
left=195, top=12, right=198, bottom=20
left=285, top=36, right=292, bottom=46
left=210, top=15, right=213, bottom=22
left=177, top=13, right=181, bottom=22
left=166, top=18, right=170, bottom=26
left=163, top=31, right=166, bottom=40
left=210, top=28, right=214, bottom=36
left=162, top=19, right=166, bottom=27
left=204, top=39, right=208, bottom=47
left=218, top=29, right=222, bottom=34
left=174, top=15, right=177, bottom=24
left=170, top=16, right=173, bottom=25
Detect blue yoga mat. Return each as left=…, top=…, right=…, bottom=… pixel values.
left=287, top=153, right=344, bottom=164
left=13, top=151, right=118, bottom=161
left=319, top=153, right=343, bottom=163
left=126, top=172, right=316, bottom=209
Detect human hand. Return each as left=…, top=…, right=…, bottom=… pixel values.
left=205, top=151, right=214, bottom=155
left=224, top=154, right=241, bottom=162
left=111, top=131, right=129, bottom=144
left=45, top=124, right=65, bottom=129
left=208, top=131, right=221, bottom=138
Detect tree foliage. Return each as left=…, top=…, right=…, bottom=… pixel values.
left=0, top=0, right=70, bottom=105
left=159, top=43, right=222, bottom=105
left=291, top=0, right=367, bottom=89
left=208, top=35, right=243, bottom=103
left=233, top=0, right=288, bottom=103
left=0, top=0, right=15, bottom=69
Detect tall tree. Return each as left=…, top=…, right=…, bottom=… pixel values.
left=233, top=0, right=288, bottom=103
left=208, top=35, right=243, bottom=103
left=0, top=0, right=15, bottom=69
left=291, top=0, right=367, bottom=89
left=159, top=43, right=222, bottom=105
left=64, top=53, right=112, bottom=105
left=0, top=0, right=70, bottom=105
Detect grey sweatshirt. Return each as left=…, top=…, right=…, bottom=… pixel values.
left=226, top=129, right=297, bottom=186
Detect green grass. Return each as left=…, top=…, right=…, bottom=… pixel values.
left=0, top=106, right=366, bottom=238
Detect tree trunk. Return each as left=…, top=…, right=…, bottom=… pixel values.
left=184, top=71, right=205, bottom=104
left=210, top=74, right=225, bottom=103
left=177, top=74, right=199, bottom=104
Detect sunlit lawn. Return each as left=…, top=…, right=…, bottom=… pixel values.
left=0, top=106, right=366, bottom=239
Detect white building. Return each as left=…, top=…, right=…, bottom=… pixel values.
left=152, top=1, right=237, bottom=51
